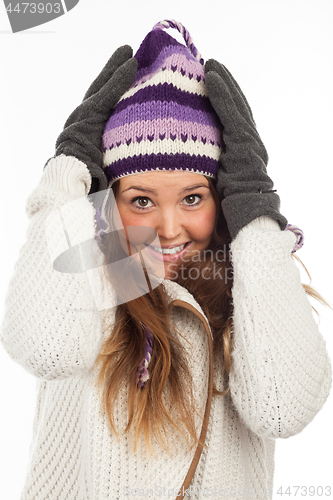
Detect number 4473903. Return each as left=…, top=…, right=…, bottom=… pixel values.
left=5, top=3, right=61, bottom=14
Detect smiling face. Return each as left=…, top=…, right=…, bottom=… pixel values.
left=114, top=170, right=217, bottom=280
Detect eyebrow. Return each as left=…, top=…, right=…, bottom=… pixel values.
left=120, top=183, right=210, bottom=194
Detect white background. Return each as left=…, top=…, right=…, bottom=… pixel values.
left=0, top=0, right=332, bottom=498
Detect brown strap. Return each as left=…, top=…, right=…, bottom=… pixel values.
left=168, top=299, right=214, bottom=500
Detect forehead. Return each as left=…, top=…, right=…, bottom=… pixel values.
left=119, top=170, right=209, bottom=190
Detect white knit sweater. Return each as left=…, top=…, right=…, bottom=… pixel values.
left=1, top=155, right=331, bottom=500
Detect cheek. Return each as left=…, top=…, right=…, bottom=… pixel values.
left=115, top=203, right=142, bottom=228
left=192, top=206, right=216, bottom=242
left=115, top=204, right=157, bottom=253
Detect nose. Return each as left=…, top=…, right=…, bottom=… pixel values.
left=155, top=209, right=183, bottom=242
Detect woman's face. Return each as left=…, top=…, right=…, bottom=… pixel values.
left=114, top=170, right=217, bottom=280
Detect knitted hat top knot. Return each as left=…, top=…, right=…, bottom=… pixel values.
left=102, top=19, right=222, bottom=188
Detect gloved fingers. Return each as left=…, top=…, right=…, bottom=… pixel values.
left=205, top=60, right=254, bottom=128
left=205, top=70, right=251, bottom=138
left=92, top=56, right=138, bottom=115
left=205, top=71, right=269, bottom=167
left=212, top=61, right=255, bottom=126
left=205, top=59, right=255, bottom=125
left=83, top=45, right=133, bottom=100
left=205, top=71, right=268, bottom=154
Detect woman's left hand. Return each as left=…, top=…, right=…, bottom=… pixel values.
left=205, top=59, right=288, bottom=240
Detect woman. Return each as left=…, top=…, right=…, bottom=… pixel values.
left=1, top=20, right=331, bottom=500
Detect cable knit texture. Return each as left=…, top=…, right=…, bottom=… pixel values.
left=0, top=155, right=331, bottom=500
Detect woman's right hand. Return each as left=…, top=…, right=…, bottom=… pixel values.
left=205, top=59, right=287, bottom=240
left=46, top=45, right=138, bottom=195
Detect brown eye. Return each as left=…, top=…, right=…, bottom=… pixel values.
left=137, top=197, right=149, bottom=207
left=183, top=194, right=202, bottom=206
left=131, top=196, right=153, bottom=210
left=185, top=195, right=196, bottom=204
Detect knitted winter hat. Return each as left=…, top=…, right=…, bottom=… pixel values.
left=101, top=19, right=222, bottom=188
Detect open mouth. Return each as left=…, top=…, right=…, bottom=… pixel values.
left=148, top=241, right=191, bottom=255
left=145, top=241, right=192, bottom=261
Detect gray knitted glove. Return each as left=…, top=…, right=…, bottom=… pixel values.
left=205, top=59, right=288, bottom=240
left=46, top=45, right=138, bottom=195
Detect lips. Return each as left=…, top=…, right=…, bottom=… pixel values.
left=159, top=242, right=190, bottom=250
left=145, top=241, right=192, bottom=262
left=150, top=242, right=189, bottom=255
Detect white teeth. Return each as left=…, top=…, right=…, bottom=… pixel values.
left=150, top=243, right=186, bottom=255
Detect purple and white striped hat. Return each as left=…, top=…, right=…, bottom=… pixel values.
left=102, top=20, right=222, bottom=188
